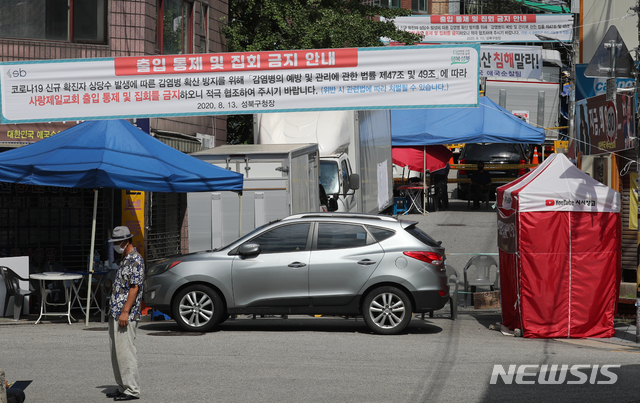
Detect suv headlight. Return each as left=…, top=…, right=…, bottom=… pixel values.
left=148, top=260, right=182, bottom=276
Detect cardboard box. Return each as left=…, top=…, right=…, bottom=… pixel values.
left=473, top=291, right=500, bottom=309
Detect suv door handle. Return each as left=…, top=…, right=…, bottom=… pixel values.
left=288, top=262, right=307, bottom=268
left=357, top=259, right=376, bottom=266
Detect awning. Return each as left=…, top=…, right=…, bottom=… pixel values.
left=515, top=0, right=569, bottom=13
left=392, top=145, right=452, bottom=173
left=391, top=97, right=545, bottom=146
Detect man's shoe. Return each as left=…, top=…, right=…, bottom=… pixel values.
left=106, top=391, right=123, bottom=398
left=114, top=394, right=139, bottom=401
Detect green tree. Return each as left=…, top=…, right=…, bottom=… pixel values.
left=223, top=0, right=420, bottom=144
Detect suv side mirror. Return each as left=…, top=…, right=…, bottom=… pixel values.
left=238, top=243, right=260, bottom=257
left=327, top=197, right=339, bottom=212
left=349, top=173, right=360, bottom=190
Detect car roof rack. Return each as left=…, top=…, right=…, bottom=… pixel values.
left=284, top=212, right=397, bottom=221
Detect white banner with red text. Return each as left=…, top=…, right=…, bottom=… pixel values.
left=388, top=14, right=573, bottom=43
left=0, top=45, right=479, bottom=123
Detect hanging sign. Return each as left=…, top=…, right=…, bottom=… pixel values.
left=574, top=93, right=635, bottom=155
left=479, top=45, right=542, bottom=79
left=388, top=43, right=542, bottom=79
left=389, top=14, right=573, bottom=43
left=0, top=45, right=479, bottom=124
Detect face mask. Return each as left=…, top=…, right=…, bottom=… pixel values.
left=113, top=241, right=126, bottom=255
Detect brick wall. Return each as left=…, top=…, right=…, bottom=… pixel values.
left=400, top=0, right=412, bottom=11
left=0, top=40, right=111, bottom=62
left=110, top=0, right=155, bottom=56
left=431, top=0, right=449, bottom=14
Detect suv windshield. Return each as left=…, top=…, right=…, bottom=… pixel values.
left=463, top=143, right=523, bottom=160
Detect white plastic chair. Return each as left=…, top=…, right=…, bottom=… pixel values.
left=446, top=264, right=460, bottom=320
left=463, top=255, right=499, bottom=307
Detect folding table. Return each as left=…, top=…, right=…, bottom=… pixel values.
left=30, top=272, right=82, bottom=324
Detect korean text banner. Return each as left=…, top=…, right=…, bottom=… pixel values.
left=0, top=45, right=479, bottom=124
left=390, top=14, right=573, bottom=43
left=480, top=45, right=542, bottom=80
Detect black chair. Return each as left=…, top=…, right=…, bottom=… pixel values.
left=1, top=266, right=35, bottom=320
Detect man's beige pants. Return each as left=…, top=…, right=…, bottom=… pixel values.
left=108, top=316, right=140, bottom=398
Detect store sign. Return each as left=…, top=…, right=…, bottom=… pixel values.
left=575, top=93, right=635, bottom=155
left=387, top=43, right=542, bottom=79
left=0, top=121, right=79, bottom=146
left=389, top=14, right=573, bottom=43
left=574, top=64, right=635, bottom=101
left=0, top=45, right=479, bottom=124
left=480, top=45, right=542, bottom=79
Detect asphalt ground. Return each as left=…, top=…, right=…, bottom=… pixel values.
left=1, top=305, right=639, bottom=403
left=2, top=198, right=640, bottom=402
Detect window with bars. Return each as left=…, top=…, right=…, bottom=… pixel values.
left=145, top=192, right=186, bottom=264
left=373, top=0, right=401, bottom=7
left=0, top=0, right=107, bottom=43
left=156, top=0, right=194, bottom=54
left=412, top=0, right=428, bottom=13
left=199, top=3, right=209, bottom=53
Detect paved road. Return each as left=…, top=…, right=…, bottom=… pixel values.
left=3, top=199, right=640, bottom=402
left=2, top=310, right=639, bottom=403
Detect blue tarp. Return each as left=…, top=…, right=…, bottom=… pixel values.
left=391, top=97, right=545, bottom=146
left=0, top=119, right=243, bottom=192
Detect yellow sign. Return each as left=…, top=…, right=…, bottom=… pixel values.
left=122, top=190, right=145, bottom=259
left=554, top=140, right=569, bottom=150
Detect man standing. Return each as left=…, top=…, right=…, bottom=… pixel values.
left=431, top=162, right=450, bottom=210
left=470, top=162, right=492, bottom=209
left=106, top=226, right=144, bottom=401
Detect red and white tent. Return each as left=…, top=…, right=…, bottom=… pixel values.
left=496, top=153, right=621, bottom=338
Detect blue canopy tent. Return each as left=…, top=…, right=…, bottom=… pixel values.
left=391, top=96, right=545, bottom=146
left=0, top=119, right=243, bottom=324
left=391, top=97, right=544, bottom=214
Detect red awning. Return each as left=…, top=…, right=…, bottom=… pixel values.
left=392, top=145, right=452, bottom=173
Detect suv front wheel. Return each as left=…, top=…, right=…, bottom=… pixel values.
left=172, top=284, right=226, bottom=332
left=362, top=286, right=412, bottom=335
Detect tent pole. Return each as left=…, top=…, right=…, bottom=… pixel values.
left=85, top=189, right=99, bottom=326
left=238, top=193, right=242, bottom=238
left=423, top=147, right=427, bottom=215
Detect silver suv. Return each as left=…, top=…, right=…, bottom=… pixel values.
left=144, top=213, right=448, bottom=335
